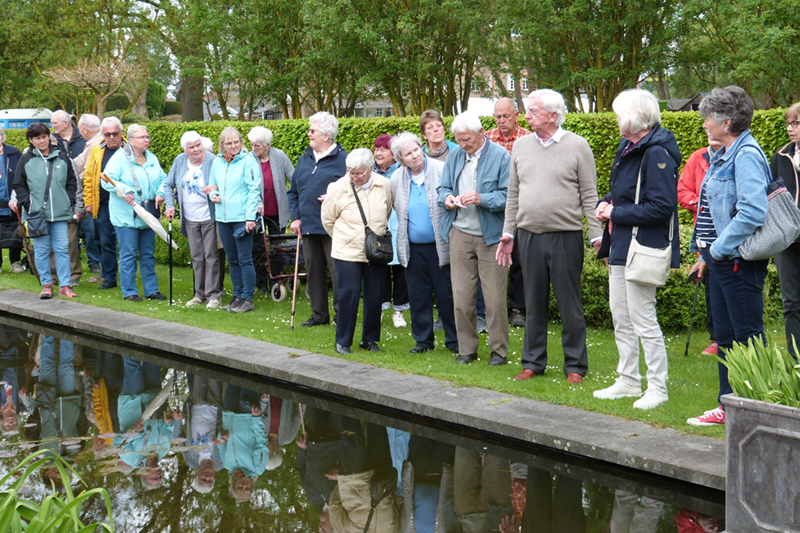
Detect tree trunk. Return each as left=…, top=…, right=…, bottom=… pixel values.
left=181, top=74, right=205, bottom=122
left=94, top=94, right=106, bottom=120
left=131, top=83, right=148, bottom=118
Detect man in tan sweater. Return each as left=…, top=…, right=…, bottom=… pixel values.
left=496, top=89, right=603, bottom=384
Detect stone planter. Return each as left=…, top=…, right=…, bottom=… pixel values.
left=722, top=394, right=800, bottom=532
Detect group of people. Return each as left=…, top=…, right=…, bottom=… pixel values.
left=2, top=84, right=796, bottom=428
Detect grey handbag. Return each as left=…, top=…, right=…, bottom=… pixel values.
left=739, top=177, right=800, bottom=260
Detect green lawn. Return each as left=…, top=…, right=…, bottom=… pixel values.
left=2, top=251, right=782, bottom=440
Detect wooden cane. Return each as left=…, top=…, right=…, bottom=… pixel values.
left=290, top=234, right=302, bottom=330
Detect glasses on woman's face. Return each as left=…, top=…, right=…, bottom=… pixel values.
left=223, top=139, right=241, bottom=147
left=350, top=168, right=370, bottom=179
left=787, top=121, right=800, bottom=130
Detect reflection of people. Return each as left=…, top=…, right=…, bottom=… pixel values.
left=34, top=336, right=81, bottom=456
left=507, top=468, right=586, bottom=533
left=183, top=376, right=224, bottom=494
left=218, top=385, right=268, bottom=500
left=453, top=447, right=513, bottom=532
left=261, top=394, right=302, bottom=471
left=609, top=490, right=663, bottom=532
left=296, top=407, right=341, bottom=515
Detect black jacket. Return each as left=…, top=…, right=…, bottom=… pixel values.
left=600, top=124, right=681, bottom=268
left=287, top=144, right=348, bottom=235
left=1, top=145, right=21, bottom=216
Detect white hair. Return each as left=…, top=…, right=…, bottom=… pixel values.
left=101, top=117, right=123, bottom=133
left=200, top=137, right=214, bottom=152
left=248, top=126, right=273, bottom=146
left=309, top=112, right=339, bottom=142
left=451, top=111, right=483, bottom=134
left=78, top=114, right=101, bottom=129
left=495, top=97, right=518, bottom=113
left=0, top=128, right=5, bottom=143
left=346, top=148, right=374, bottom=171
left=529, top=89, right=567, bottom=127
left=127, top=123, right=148, bottom=140
left=192, top=476, right=214, bottom=494
left=613, top=89, right=661, bottom=135
left=51, top=110, right=70, bottom=123
left=266, top=450, right=283, bottom=471
left=180, top=130, right=202, bottom=150
left=390, top=132, right=423, bottom=165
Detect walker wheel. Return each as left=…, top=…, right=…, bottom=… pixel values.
left=271, top=283, right=287, bottom=302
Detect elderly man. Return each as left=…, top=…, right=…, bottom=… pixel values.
left=288, top=112, right=348, bottom=327
left=486, top=98, right=531, bottom=329
left=50, top=110, right=86, bottom=159
left=156, top=131, right=221, bottom=308
left=497, top=89, right=603, bottom=384
left=73, top=114, right=103, bottom=278
left=438, top=111, right=510, bottom=366
left=83, top=117, right=125, bottom=290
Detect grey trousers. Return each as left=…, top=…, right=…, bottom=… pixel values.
left=303, top=233, right=339, bottom=323
left=518, top=229, right=589, bottom=376
left=184, top=219, right=222, bottom=300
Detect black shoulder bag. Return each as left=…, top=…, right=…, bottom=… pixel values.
left=351, top=181, right=392, bottom=264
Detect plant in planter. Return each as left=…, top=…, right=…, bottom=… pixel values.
left=720, top=337, right=800, bottom=533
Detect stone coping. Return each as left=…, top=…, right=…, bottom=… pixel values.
left=0, top=289, right=726, bottom=491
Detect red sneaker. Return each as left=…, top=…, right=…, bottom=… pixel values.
left=39, top=284, right=53, bottom=299
left=701, top=341, right=719, bottom=356
left=687, top=406, right=725, bottom=426
left=58, top=286, right=78, bottom=299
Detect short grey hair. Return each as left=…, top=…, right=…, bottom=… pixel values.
left=529, top=89, right=567, bottom=127
left=698, top=86, right=754, bottom=135
left=101, top=117, right=123, bottom=133
left=346, top=148, right=374, bottom=171
left=495, top=97, right=518, bottom=113
left=218, top=126, right=243, bottom=154
left=248, top=126, right=273, bottom=146
left=391, top=132, right=423, bottom=164
left=612, top=89, right=661, bottom=135
left=180, top=130, right=202, bottom=150
left=51, top=110, right=70, bottom=124
left=309, top=111, right=339, bottom=142
left=451, top=111, right=483, bottom=134
left=127, top=123, right=148, bottom=140
left=0, top=128, right=5, bottom=143
left=78, top=114, right=101, bottom=129
left=201, top=137, right=214, bottom=152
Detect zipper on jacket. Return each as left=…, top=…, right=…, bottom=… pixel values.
left=223, top=164, right=229, bottom=221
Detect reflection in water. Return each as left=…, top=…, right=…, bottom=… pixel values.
left=0, top=323, right=723, bottom=532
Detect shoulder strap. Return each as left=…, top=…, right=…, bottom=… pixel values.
left=631, top=147, right=674, bottom=242
left=123, top=148, right=143, bottom=197
left=36, top=152, right=55, bottom=210
left=350, top=181, right=369, bottom=228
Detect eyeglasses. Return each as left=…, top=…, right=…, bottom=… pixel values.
left=787, top=121, right=800, bottom=130
left=131, top=135, right=150, bottom=140
left=223, top=140, right=241, bottom=147
left=103, top=131, right=121, bottom=138
left=350, top=169, right=370, bottom=179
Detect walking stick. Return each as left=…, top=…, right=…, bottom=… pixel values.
left=299, top=403, right=306, bottom=437
left=168, top=220, right=173, bottom=306
left=290, top=234, right=302, bottom=330
left=684, top=273, right=701, bottom=357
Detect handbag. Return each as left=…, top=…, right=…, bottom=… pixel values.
left=624, top=150, right=674, bottom=287
left=351, top=181, right=393, bottom=264
left=25, top=157, right=55, bottom=238
left=738, top=177, right=800, bottom=260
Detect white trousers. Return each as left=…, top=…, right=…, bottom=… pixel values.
left=608, top=265, right=668, bottom=394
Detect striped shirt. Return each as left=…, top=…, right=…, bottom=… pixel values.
left=694, top=184, right=717, bottom=248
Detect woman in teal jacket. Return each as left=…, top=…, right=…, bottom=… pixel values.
left=102, top=124, right=167, bottom=302
left=206, top=127, right=261, bottom=313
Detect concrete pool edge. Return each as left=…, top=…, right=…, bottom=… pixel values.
left=0, top=289, right=725, bottom=491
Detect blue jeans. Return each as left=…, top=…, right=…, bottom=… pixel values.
left=81, top=214, right=101, bottom=267
left=33, top=221, right=70, bottom=287
left=38, top=336, right=75, bottom=396
left=702, top=249, right=768, bottom=405
left=121, top=357, right=161, bottom=395
left=97, top=203, right=118, bottom=283
left=217, top=222, right=255, bottom=300
left=116, top=226, right=158, bottom=298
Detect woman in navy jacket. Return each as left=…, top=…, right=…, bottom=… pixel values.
left=0, top=129, right=23, bottom=273
left=594, top=89, right=680, bottom=412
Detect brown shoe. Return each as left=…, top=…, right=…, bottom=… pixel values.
left=566, top=373, right=584, bottom=384
left=88, top=275, right=104, bottom=283
left=513, top=369, right=537, bottom=381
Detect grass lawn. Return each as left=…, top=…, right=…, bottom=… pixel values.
left=2, top=251, right=784, bottom=440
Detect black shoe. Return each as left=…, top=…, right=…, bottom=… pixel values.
left=89, top=263, right=102, bottom=274
left=510, top=309, right=526, bottom=328
left=447, top=345, right=459, bottom=353
left=230, top=299, right=253, bottom=313
left=359, top=341, right=381, bottom=352
left=455, top=353, right=478, bottom=364
left=332, top=314, right=338, bottom=325
left=98, top=280, right=117, bottom=290
left=335, top=343, right=350, bottom=355
left=489, top=352, right=508, bottom=366
left=147, top=291, right=167, bottom=300
left=124, top=295, right=142, bottom=302
left=301, top=316, right=329, bottom=327
left=409, top=344, right=432, bottom=354
left=221, top=296, right=242, bottom=311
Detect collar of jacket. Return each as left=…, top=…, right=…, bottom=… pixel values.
left=303, top=143, right=343, bottom=161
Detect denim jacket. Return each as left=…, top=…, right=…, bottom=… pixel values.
left=691, top=130, right=771, bottom=260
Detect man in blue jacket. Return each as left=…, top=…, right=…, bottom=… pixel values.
left=438, top=111, right=510, bottom=366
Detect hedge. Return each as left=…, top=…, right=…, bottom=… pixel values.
left=3, top=110, right=790, bottom=331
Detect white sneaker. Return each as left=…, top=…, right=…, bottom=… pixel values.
left=393, top=310, right=407, bottom=328
left=10, top=262, right=24, bottom=274
left=206, top=298, right=221, bottom=309
left=632, top=389, right=669, bottom=410
left=593, top=379, right=642, bottom=399
left=186, top=297, right=205, bottom=307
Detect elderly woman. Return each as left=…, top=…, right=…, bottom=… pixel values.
left=321, top=149, right=392, bottom=354
left=420, top=110, right=457, bottom=163
left=0, top=128, right=24, bottom=273
left=770, top=102, right=800, bottom=361
left=102, top=124, right=166, bottom=302
left=206, top=127, right=261, bottom=313
left=247, top=126, right=294, bottom=292
left=390, top=132, right=458, bottom=353
left=13, top=123, right=77, bottom=299
left=593, top=89, right=680, bottom=411
left=157, top=131, right=220, bottom=308
left=685, top=87, right=771, bottom=426
left=288, top=112, right=348, bottom=327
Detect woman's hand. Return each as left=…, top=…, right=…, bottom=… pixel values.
left=9, top=200, right=18, bottom=214
left=125, top=193, right=136, bottom=206
left=596, top=202, right=613, bottom=221
left=257, top=204, right=263, bottom=216
left=245, top=221, right=256, bottom=233
left=210, top=195, right=221, bottom=204
left=290, top=219, right=302, bottom=234
left=690, top=260, right=707, bottom=282
left=595, top=201, right=609, bottom=221
left=165, top=208, right=175, bottom=220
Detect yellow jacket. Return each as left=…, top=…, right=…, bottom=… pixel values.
left=83, top=140, right=126, bottom=218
